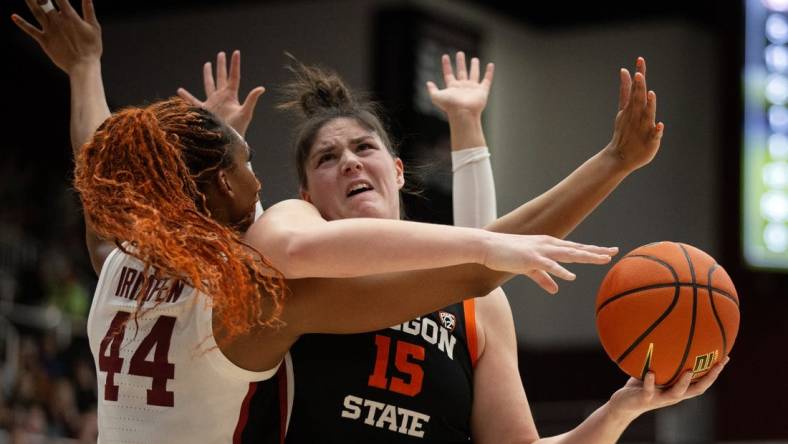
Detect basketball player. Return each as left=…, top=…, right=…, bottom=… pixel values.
left=188, top=49, right=728, bottom=442
left=11, top=1, right=616, bottom=442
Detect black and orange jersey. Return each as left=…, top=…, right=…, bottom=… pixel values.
left=283, top=300, right=478, bottom=443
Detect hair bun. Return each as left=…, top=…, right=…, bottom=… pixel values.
left=279, top=53, right=355, bottom=117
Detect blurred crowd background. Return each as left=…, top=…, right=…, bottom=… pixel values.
left=3, top=0, right=786, bottom=442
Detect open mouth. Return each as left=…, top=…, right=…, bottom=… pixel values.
left=346, top=182, right=374, bottom=197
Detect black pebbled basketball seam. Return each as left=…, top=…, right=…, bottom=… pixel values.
left=608, top=253, right=682, bottom=367
left=596, top=253, right=738, bottom=314
left=596, top=282, right=737, bottom=314
left=665, top=244, right=699, bottom=386
left=707, top=264, right=728, bottom=365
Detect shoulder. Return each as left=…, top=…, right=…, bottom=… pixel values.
left=245, top=199, right=322, bottom=240
left=264, top=199, right=320, bottom=216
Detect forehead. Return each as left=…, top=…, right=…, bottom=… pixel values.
left=313, top=117, right=378, bottom=147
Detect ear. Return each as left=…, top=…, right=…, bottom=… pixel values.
left=300, top=188, right=312, bottom=203
left=216, top=169, right=234, bottom=197
left=394, top=157, right=405, bottom=189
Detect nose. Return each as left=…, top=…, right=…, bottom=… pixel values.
left=254, top=175, right=262, bottom=195
left=340, top=150, right=363, bottom=175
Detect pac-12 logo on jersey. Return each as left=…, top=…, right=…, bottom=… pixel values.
left=439, top=312, right=456, bottom=332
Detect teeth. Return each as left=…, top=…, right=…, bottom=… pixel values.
left=347, top=183, right=372, bottom=196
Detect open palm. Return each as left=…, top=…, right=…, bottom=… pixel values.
left=12, top=0, right=102, bottom=75
left=427, top=52, right=494, bottom=117
left=178, top=50, right=264, bottom=137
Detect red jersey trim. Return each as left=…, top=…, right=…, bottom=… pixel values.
left=232, top=382, right=258, bottom=444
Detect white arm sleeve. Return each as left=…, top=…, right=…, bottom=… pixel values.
left=451, top=146, right=497, bottom=228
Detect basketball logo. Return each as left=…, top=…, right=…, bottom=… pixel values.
left=439, top=312, right=456, bottom=332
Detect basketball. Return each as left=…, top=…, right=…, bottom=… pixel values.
left=595, top=242, right=740, bottom=386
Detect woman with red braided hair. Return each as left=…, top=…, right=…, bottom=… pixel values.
left=12, top=1, right=617, bottom=442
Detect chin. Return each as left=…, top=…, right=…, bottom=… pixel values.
left=343, top=204, right=394, bottom=220
left=233, top=210, right=256, bottom=233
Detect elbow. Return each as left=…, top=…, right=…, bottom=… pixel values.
left=465, top=277, right=501, bottom=299
left=278, top=237, right=310, bottom=279
left=247, top=227, right=304, bottom=279
left=472, top=274, right=508, bottom=298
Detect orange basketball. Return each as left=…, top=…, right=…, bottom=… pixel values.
left=595, top=241, right=740, bottom=386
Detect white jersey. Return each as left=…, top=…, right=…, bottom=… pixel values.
left=87, top=248, right=279, bottom=443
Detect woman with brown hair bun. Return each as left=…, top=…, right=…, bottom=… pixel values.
left=255, top=53, right=727, bottom=443
left=12, top=1, right=616, bottom=442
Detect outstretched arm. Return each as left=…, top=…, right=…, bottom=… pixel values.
left=246, top=198, right=615, bottom=292
left=428, top=51, right=497, bottom=228
left=12, top=0, right=113, bottom=275
left=531, top=360, right=728, bottom=444
left=468, top=286, right=728, bottom=444
left=224, top=261, right=513, bottom=372
left=486, top=57, right=664, bottom=239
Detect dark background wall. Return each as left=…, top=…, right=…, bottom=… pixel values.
left=4, top=0, right=784, bottom=441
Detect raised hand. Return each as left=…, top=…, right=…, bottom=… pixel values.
left=177, top=50, right=265, bottom=137
left=427, top=51, right=494, bottom=119
left=12, top=0, right=102, bottom=74
left=609, top=357, right=729, bottom=419
left=483, top=234, right=618, bottom=294
left=606, top=57, right=665, bottom=173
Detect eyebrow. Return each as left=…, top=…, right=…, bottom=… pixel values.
left=311, top=145, right=336, bottom=162
left=311, top=135, right=376, bottom=162
left=350, top=136, right=374, bottom=145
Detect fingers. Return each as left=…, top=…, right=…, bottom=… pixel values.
left=684, top=356, right=729, bottom=397
left=426, top=80, right=439, bottom=97
left=216, top=51, right=228, bottom=90
left=455, top=51, right=467, bottom=80
left=539, top=258, right=576, bottom=281
left=632, top=71, right=647, bottom=109
left=52, top=0, right=77, bottom=18
left=241, top=86, right=266, bottom=116
left=11, top=14, right=44, bottom=42
left=665, top=371, right=694, bottom=398
left=636, top=58, right=648, bottom=100
left=481, top=62, right=495, bottom=89
left=24, top=0, right=50, bottom=28
left=554, top=247, right=613, bottom=264
left=618, top=68, right=631, bottom=111
left=526, top=269, right=559, bottom=295
left=203, top=61, right=215, bottom=96
left=643, top=372, right=656, bottom=397
left=441, top=52, right=492, bottom=87
left=646, top=90, right=657, bottom=126
left=469, top=57, right=480, bottom=82
left=558, top=239, right=618, bottom=257
left=637, top=56, right=646, bottom=78
left=228, top=50, right=241, bottom=91
left=82, top=0, right=98, bottom=25
left=653, top=121, right=665, bottom=140
left=442, top=54, right=455, bottom=86
left=177, top=87, right=203, bottom=107
left=535, top=236, right=616, bottom=264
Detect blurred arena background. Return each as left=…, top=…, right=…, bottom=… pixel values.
left=3, top=0, right=785, bottom=442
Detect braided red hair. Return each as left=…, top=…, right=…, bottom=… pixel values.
left=74, top=98, right=286, bottom=342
